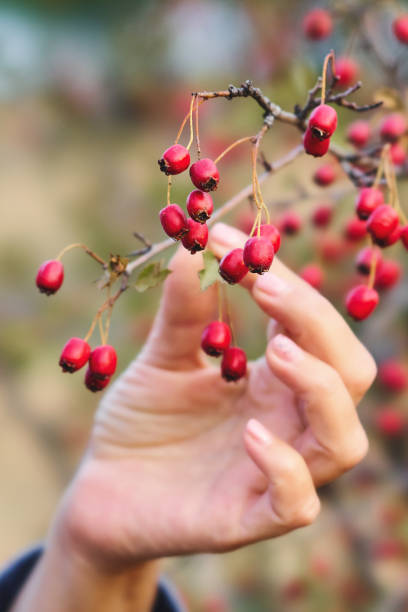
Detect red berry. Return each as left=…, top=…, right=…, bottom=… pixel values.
left=311, top=204, right=333, bottom=228
left=400, top=225, right=408, bottom=249
left=316, top=233, right=349, bottom=262
left=84, top=367, right=111, bottom=392
left=313, top=164, right=336, bottom=186
left=355, top=246, right=382, bottom=275
left=158, top=144, right=190, bottom=175
left=221, top=347, right=247, bottom=382
left=201, top=321, right=231, bottom=357
left=159, top=204, right=188, bottom=240
left=375, top=408, right=405, bottom=436
left=59, top=337, right=91, bottom=373
left=189, top=158, right=219, bottom=192
left=89, top=345, right=117, bottom=379
left=181, top=218, right=208, bottom=253
left=366, top=205, right=399, bottom=244
left=302, top=9, right=332, bottom=40
left=300, top=264, right=323, bottom=289
left=390, top=142, right=406, bottom=166
left=219, top=248, right=249, bottom=285
left=243, top=236, right=274, bottom=274
left=303, top=128, right=330, bottom=157
left=278, top=211, right=302, bottom=235
left=380, top=113, right=407, bottom=143
left=344, top=216, right=367, bottom=242
left=355, top=187, right=384, bottom=220
left=36, top=260, right=64, bottom=295
left=259, top=223, right=281, bottom=253
left=379, top=360, right=408, bottom=392
left=346, top=285, right=379, bottom=320
left=378, top=224, right=401, bottom=248
left=335, top=57, right=358, bottom=87
left=374, top=259, right=402, bottom=290
left=393, top=15, right=408, bottom=44
left=186, top=190, right=214, bottom=223
left=308, top=104, right=337, bottom=139
left=347, top=120, right=371, bottom=148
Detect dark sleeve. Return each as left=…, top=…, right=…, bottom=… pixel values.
left=0, top=546, right=185, bottom=612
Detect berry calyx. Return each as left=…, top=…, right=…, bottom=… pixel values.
left=355, top=187, right=384, bottom=220
left=186, top=190, right=214, bottom=223
left=335, top=57, right=358, bottom=87
left=259, top=223, right=281, bottom=253
left=380, top=114, right=407, bottom=143
left=300, top=264, right=323, bottom=290
left=201, top=321, right=231, bottom=357
left=347, top=120, right=371, bottom=148
left=181, top=219, right=209, bottom=253
left=243, top=236, right=274, bottom=274
left=158, top=144, right=190, bottom=175
left=308, top=104, right=337, bottom=140
left=379, top=360, right=408, bottom=392
left=278, top=211, right=302, bottom=235
left=393, top=15, right=408, bottom=45
left=346, top=285, right=379, bottom=321
left=374, top=259, right=402, bottom=291
left=302, top=9, right=333, bottom=40
left=366, top=205, right=399, bottom=244
left=84, top=367, right=111, bottom=392
left=59, top=337, right=91, bottom=373
left=355, top=246, right=382, bottom=276
left=219, top=248, right=249, bottom=285
left=89, top=345, right=117, bottom=379
left=303, top=129, right=330, bottom=157
left=313, top=164, right=336, bottom=186
left=189, top=158, right=219, bottom=192
left=36, top=260, right=64, bottom=296
left=311, top=204, right=333, bottom=228
left=221, top=347, right=247, bottom=382
left=159, top=204, right=188, bottom=240
left=344, top=216, right=367, bottom=242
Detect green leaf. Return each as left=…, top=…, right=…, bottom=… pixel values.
left=198, top=250, right=219, bottom=291
left=133, top=261, right=171, bottom=292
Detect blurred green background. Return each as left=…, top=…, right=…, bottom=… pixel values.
left=1, top=1, right=408, bottom=610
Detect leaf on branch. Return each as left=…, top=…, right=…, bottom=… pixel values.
left=373, top=87, right=403, bottom=110
left=198, top=250, right=219, bottom=291
left=133, top=261, right=171, bottom=292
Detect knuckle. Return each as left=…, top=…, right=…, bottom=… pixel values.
left=287, top=496, right=321, bottom=528
left=336, top=428, right=369, bottom=472
left=348, top=352, right=378, bottom=399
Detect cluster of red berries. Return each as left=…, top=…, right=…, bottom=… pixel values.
left=201, top=321, right=247, bottom=382
left=347, top=114, right=407, bottom=166
left=304, top=103, right=338, bottom=158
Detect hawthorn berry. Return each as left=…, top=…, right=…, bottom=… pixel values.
left=374, top=259, right=402, bottom=291
left=59, top=337, right=91, bottom=373
left=181, top=218, right=208, bottom=253
left=189, top=158, right=219, bottom=192
left=400, top=225, right=408, bottom=249
left=311, top=204, right=333, bottom=228
left=201, top=321, right=231, bottom=357
left=186, top=190, right=213, bottom=223
left=302, top=9, right=332, bottom=40
left=378, top=360, right=408, bottom=392
left=243, top=236, right=274, bottom=274
left=158, top=144, right=190, bottom=175
left=378, top=224, right=401, bottom=248
left=390, top=142, right=406, bottom=166
left=36, top=260, right=64, bottom=296
left=393, top=15, right=408, bottom=44
left=344, top=216, right=367, bottom=242
left=300, top=264, right=323, bottom=290
left=219, top=248, right=249, bottom=284
left=221, top=347, right=247, bottom=382
left=259, top=223, right=281, bottom=253
left=335, top=57, right=358, bottom=87
left=380, top=114, right=407, bottom=143
left=355, top=246, right=382, bottom=275
left=85, top=367, right=111, bottom=392
left=347, top=120, right=371, bottom=148
left=308, top=104, right=337, bottom=140
left=375, top=408, right=405, bottom=437
left=316, top=233, right=349, bottom=262
left=366, top=205, right=399, bottom=244
left=346, top=285, right=379, bottom=320
left=89, top=345, right=117, bottom=379
left=303, top=128, right=330, bottom=157
left=159, top=204, right=188, bottom=240
left=313, top=164, right=336, bottom=186
left=278, top=211, right=302, bottom=235
left=355, top=187, right=384, bottom=220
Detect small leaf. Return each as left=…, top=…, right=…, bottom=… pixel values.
left=198, top=250, right=219, bottom=291
left=133, top=261, right=171, bottom=292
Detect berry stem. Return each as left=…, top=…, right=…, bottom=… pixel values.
left=174, top=97, right=205, bottom=146
left=217, top=281, right=223, bottom=322
left=98, top=315, right=106, bottom=345
left=321, top=50, right=336, bottom=104
left=56, top=243, right=107, bottom=267
left=167, top=176, right=172, bottom=206
left=367, top=237, right=378, bottom=289
left=195, top=95, right=201, bottom=160
left=224, top=286, right=236, bottom=347
left=186, top=95, right=196, bottom=151
left=214, top=136, right=253, bottom=164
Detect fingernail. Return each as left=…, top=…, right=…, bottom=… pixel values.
left=255, top=272, right=290, bottom=297
left=271, top=334, right=302, bottom=362
left=246, top=418, right=273, bottom=446
left=210, top=223, right=245, bottom=247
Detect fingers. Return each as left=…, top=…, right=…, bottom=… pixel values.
left=210, top=222, right=377, bottom=402
left=265, top=334, right=369, bottom=486
left=243, top=419, right=320, bottom=539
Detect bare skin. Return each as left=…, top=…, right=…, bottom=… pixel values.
left=12, top=223, right=376, bottom=612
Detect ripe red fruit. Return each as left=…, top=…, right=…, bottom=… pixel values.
left=344, top=216, right=367, bottom=242
left=302, top=9, right=333, bottom=40
left=159, top=204, right=188, bottom=240
left=278, top=211, right=302, bottom=235
left=189, top=158, right=219, bottom=192
left=201, top=321, right=231, bottom=357
left=374, top=259, right=402, bottom=290
left=393, top=15, right=408, bottom=44
left=89, top=345, right=117, bottom=379
left=380, top=113, right=407, bottom=143
left=243, top=236, right=274, bottom=274
left=84, top=367, right=111, bottom=392
left=390, top=142, right=406, bottom=166
left=345, top=285, right=379, bottom=320
left=186, top=190, right=214, bottom=223
left=311, top=204, right=333, bottom=228
left=335, top=57, right=358, bottom=87
left=400, top=225, right=408, bottom=249
left=308, top=104, right=337, bottom=139
left=347, top=120, right=371, bottom=148
left=221, top=347, right=247, bottom=382
left=158, top=144, right=190, bottom=175
left=36, top=260, right=64, bottom=295
left=303, top=128, right=330, bottom=157
left=366, top=205, right=399, bottom=244
left=375, top=408, right=405, bottom=437
left=219, top=248, right=249, bottom=285
left=355, top=246, right=382, bottom=275
left=313, top=164, right=336, bottom=186
left=378, top=224, right=401, bottom=247
left=259, top=223, right=281, bottom=253
left=181, top=218, right=208, bottom=253
left=355, top=187, right=384, bottom=220
left=316, top=233, right=349, bottom=262
left=300, top=264, right=323, bottom=289
left=379, top=360, right=408, bottom=392
left=59, top=337, right=91, bottom=373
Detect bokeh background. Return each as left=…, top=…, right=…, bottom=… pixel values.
left=1, top=1, right=408, bottom=610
